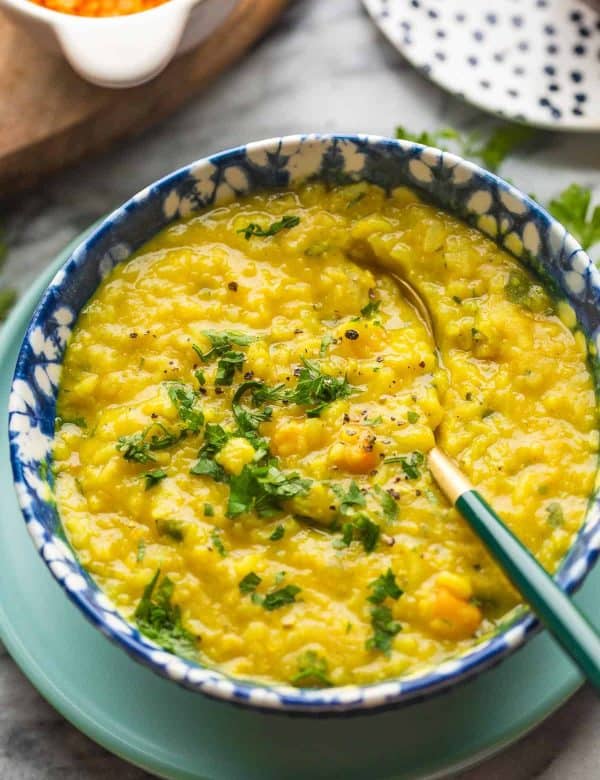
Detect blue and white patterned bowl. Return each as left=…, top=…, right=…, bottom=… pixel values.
left=8, top=134, right=600, bottom=714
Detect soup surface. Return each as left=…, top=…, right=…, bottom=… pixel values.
left=54, top=182, right=598, bottom=686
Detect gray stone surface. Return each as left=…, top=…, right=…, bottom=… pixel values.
left=0, top=1, right=598, bottom=777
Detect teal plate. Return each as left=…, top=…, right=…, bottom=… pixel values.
left=1, top=232, right=598, bottom=780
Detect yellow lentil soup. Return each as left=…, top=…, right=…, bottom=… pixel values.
left=53, top=182, right=598, bottom=687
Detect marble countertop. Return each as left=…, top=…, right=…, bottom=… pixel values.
left=1, top=1, right=599, bottom=777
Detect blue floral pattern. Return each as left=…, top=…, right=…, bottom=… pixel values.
left=8, top=135, right=600, bottom=713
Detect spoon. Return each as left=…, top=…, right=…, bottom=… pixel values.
left=394, top=273, right=600, bottom=690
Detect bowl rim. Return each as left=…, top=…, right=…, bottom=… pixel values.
left=8, top=133, right=600, bottom=714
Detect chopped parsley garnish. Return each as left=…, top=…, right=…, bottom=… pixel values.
left=269, top=524, right=285, bottom=541
left=117, top=422, right=180, bottom=463
left=548, top=184, right=600, bottom=251
left=232, top=381, right=279, bottom=433
left=144, top=422, right=181, bottom=450
left=194, top=369, right=206, bottom=387
left=144, top=468, right=167, bottom=490
left=262, top=584, right=301, bottom=611
left=210, top=529, right=227, bottom=557
left=384, top=450, right=425, bottom=480
left=157, top=519, right=185, bottom=542
left=204, top=503, right=214, bottom=517
left=291, top=651, right=332, bottom=688
left=287, top=358, right=355, bottom=417
left=201, top=423, right=230, bottom=455
left=407, top=410, right=419, bottom=424
left=367, top=568, right=403, bottom=604
left=337, top=522, right=354, bottom=548
left=353, top=515, right=380, bottom=553
left=136, top=539, right=146, bottom=563
left=374, top=486, right=398, bottom=523
left=214, top=351, right=244, bottom=386
left=134, top=570, right=198, bottom=659
left=116, top=430, right=156, bottom=463
left=360, top=300, right=381, bottom=318
left=238, top=215, right=300, bottom=240
left=190, top=424, right=230, bottom=483
left=227, top=462, right=311, bottom=518
left=190, top=456, right=228, bottom=482
left=239, top=571, right=262, bottom=594
left=366, top=604, right=401, bottom=655
left=332, top=480, right=366, bottom=514
left=250, top=382, right=290, bottom=405
left=546, top=502, right=564, bottom=528
left=193, top=330, right=255, bottom=363
left=165, top=381, right=204, bottom=432
left=364, top=415, right=382, bottom=426
left=335, top=514, right=380, bottom=553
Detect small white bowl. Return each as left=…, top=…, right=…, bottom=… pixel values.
left=0, top=0, right=238, bottom=88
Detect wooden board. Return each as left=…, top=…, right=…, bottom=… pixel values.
left=0, top=0, right=286, bottom=196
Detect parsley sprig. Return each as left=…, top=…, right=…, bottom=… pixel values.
left=193, top=331, right=255, bottom=386
left=374, top=486, right=398, bottom=523
left=395, top=123, right=537, bottom=172
left=239, top=571, right=262, bottom=594
left=262, top=584, right=301, bottom=611
left=193, top=330, right=255, bottom=362
left=383, top=450, right=424, bottom=480
left=238, top=215, right=300, bottom=240
left=227, top=462, right=311, bottom=518
left=548, top=184, right=600, bottom=251
left=134, top=570, right=198, bottom=659
left=117, top=422, right=180, bottom=463
left=360, top=299, right=381, bottom=318
left=210, top=529, right=227, bottom=557
left=190, top=423, right=229, bottom=482
left=165, top=381, right=204, bottom=432
left=368, top=569, right=403, bottom=604
left=332, top=480, right=366, bottom=514
left=239, top=572, right=301, bottom=610
left=232, top=381, right=283, bottom=434
left=291, top=650, right=332, bottom=688
left=338, top=515, right=380, bottom=553
left=144, top=468, right=167, bottom=490
left=367, top=605, right=402, bottom=655
left=287, top=358, right=356, bottom=417
left=331, top=481, right=382, bottom=552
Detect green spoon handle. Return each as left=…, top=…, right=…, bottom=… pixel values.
left=428, top=448, right=600, bottom=691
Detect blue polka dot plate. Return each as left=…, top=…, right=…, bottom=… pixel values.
left=7, top=134, right=600, bottom=714
left=363, top=0, right=600, bottom=131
